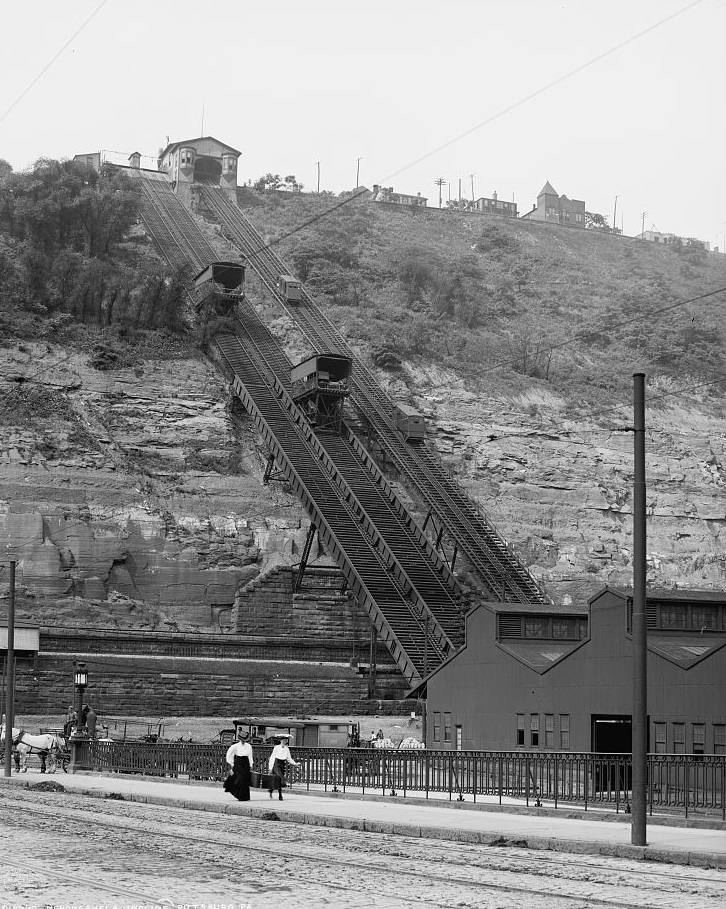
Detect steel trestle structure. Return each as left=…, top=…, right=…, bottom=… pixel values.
left=134, top=170, right=550, bottom=685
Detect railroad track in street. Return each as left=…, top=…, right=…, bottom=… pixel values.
left=0, top=790, right=721, bottom=908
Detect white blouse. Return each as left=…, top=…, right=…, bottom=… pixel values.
left=225, top=741, right=253, bottom=767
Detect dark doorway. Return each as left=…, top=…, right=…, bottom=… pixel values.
left=194, top=156, right=222, bottom=184
left=592, top=715, right=632, bottom=753
left=591, top=714, right=634, bottom=794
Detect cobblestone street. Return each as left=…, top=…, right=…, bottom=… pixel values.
left=0, top=784, right=724, bottom=908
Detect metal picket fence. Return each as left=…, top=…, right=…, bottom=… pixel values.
left=88, top=743, right=726, bottom=820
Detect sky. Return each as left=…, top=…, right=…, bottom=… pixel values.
left=1, top=0, right=724, bottom=245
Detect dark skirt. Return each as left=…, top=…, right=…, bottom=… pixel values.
left=223, top=754, right=251, bottom=801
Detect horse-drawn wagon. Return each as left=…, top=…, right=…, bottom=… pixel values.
left=0, top=725, right=70, bottom=773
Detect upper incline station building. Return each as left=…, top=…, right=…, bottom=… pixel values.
left=425, top=586, right=726, bottom=755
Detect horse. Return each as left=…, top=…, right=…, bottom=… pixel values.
left=0, top=725, right=67, bottom=773
left=15, top=732, right=67, bottom=773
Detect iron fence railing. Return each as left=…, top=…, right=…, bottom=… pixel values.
left=87, top=744, right=726, bottom=820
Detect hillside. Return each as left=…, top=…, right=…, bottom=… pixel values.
left=1, top=169, right=725, bottom=630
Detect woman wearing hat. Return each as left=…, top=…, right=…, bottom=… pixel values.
left=267, top=734, right=300, bottom=800
left=223, top=728, right=253, bottom=801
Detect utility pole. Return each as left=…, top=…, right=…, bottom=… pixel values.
left=315, top=161, right=320, bottom=193
left=3, top=561, right=15, bottom=777
left=613, top=195, right=619, bottom=232
left=631, top=373, right=648, bottom=847
left=458, top=177, right=462, bottom=203
left=356, top=157, right=362, bottom=187
left=640, top=211, right=648, bottom=238
left=470, top=174, right=475, bottom=204
left=434, top=177, right=446, bottom=209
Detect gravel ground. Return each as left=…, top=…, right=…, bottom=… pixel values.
left=0, top=781, right=723, bottom=909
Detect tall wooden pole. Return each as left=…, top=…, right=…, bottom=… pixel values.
left=631, top=373, right=648, bottom=846
left=3, top=561, right=15, bottom=776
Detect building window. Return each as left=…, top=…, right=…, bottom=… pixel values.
left=455, top=725, right=463, bottom=752
left=661, top=605, right=687, bottom=629
left=516, top=714, right=525, bottom=747
left=654, top=722, right=667, bottom=754
left=544, top=714, right=554, bottom=748
left=714, top=725, right=725, bottom=755
left=444, top=713, right=452, bottom=744
left=575, top=213, right=582, bottom=222
left=692, top=606, right=719, bottom=631
left=559, top=715, right=570, bottom=750
left=673, top=723, right=685, bottom=754
left=530, top=714, right=539, bottom=748
left=552, top=618, right=577, bottom=639
left=524, top=618, right=547, bottom=638
left=433, top=712, right=441, bottom=743
left=692, top=724, right=705, bottom=755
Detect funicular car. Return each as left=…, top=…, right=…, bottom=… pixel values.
left=193, top=260, right=245, bottom=313
left=276, top=274, right=303, bottom=304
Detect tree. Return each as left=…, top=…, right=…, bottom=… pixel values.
left=585, top=211, right=610, bottom=231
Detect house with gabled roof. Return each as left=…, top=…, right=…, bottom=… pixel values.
left=157, top=135, right=241, bottom=200
left=424, top=587, right=726, bottom=754
left=522, top=180, right=586, bottom=228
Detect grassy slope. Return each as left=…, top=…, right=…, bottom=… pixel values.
left=241, top=190, right=726, bottom=415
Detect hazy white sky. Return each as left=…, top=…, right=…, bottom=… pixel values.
left=1, top=0, right=724, bottom=244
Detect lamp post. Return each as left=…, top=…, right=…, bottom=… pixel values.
left=69, top=661, right=90, bottom=773
left=72, top=661, right=88, bottom=736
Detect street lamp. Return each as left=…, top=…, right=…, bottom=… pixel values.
left=72, top=661, right=88, bottom=738
left=69, top=661, right=91, bottom=773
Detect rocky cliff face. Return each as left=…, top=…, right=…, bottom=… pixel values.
left=2, top=200, right=725, bottom=624
left=2, top=335, right=723, bottom=624
left=409, top=381, right=725, bottom=604
left=0, top=341, right=309, bottom=629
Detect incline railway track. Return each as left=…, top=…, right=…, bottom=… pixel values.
left=215, top=328, right=450, bottom=684
left=0, top=790, right=721, bottom=908
left=134, top=171, right=550, bottom=680
left=198, top=184, right=549, bottom=605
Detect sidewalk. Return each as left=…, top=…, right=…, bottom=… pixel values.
left=2, top=769, right=724, bottom=868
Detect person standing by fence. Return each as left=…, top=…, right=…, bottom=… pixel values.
left=267, top=734, right=299, bottom=801
left=223, top=729, right=253, bottom=801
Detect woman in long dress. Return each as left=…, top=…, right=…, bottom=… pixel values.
left=223, top=730, right=253, bottom=801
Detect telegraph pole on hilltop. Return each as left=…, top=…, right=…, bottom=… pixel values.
left=640, top=211, right=648, bottom=238
left=315, top=161, right=321, bottom=193
left=356, top=157, right=362, bottom=187
left=613, top=195, right=619, bottom=232
left=470, top=174, right=475, bottom=204
left=434, top=177, right=446, bottom=209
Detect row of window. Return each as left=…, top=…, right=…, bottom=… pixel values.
left=626, top=600, right=726, bottom=633
left=657, top=602, right=725, bottom=631
left=545, top=209, right=584, bottom=222
left=433, top=713, right=726, bottom=754
left=498, top=614, right=587, bottom=640
left=517, top=713, right=570, bottom=749
left=653, top=722, right=725, bottom=754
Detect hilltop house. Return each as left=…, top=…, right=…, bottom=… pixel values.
left=522, top=181, right=585, bottom=228
left=372, top=185, right=427, bottom=207
left=157, top=136, right=241, bottom=201
left=471, top=192, right=518, bottom=218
